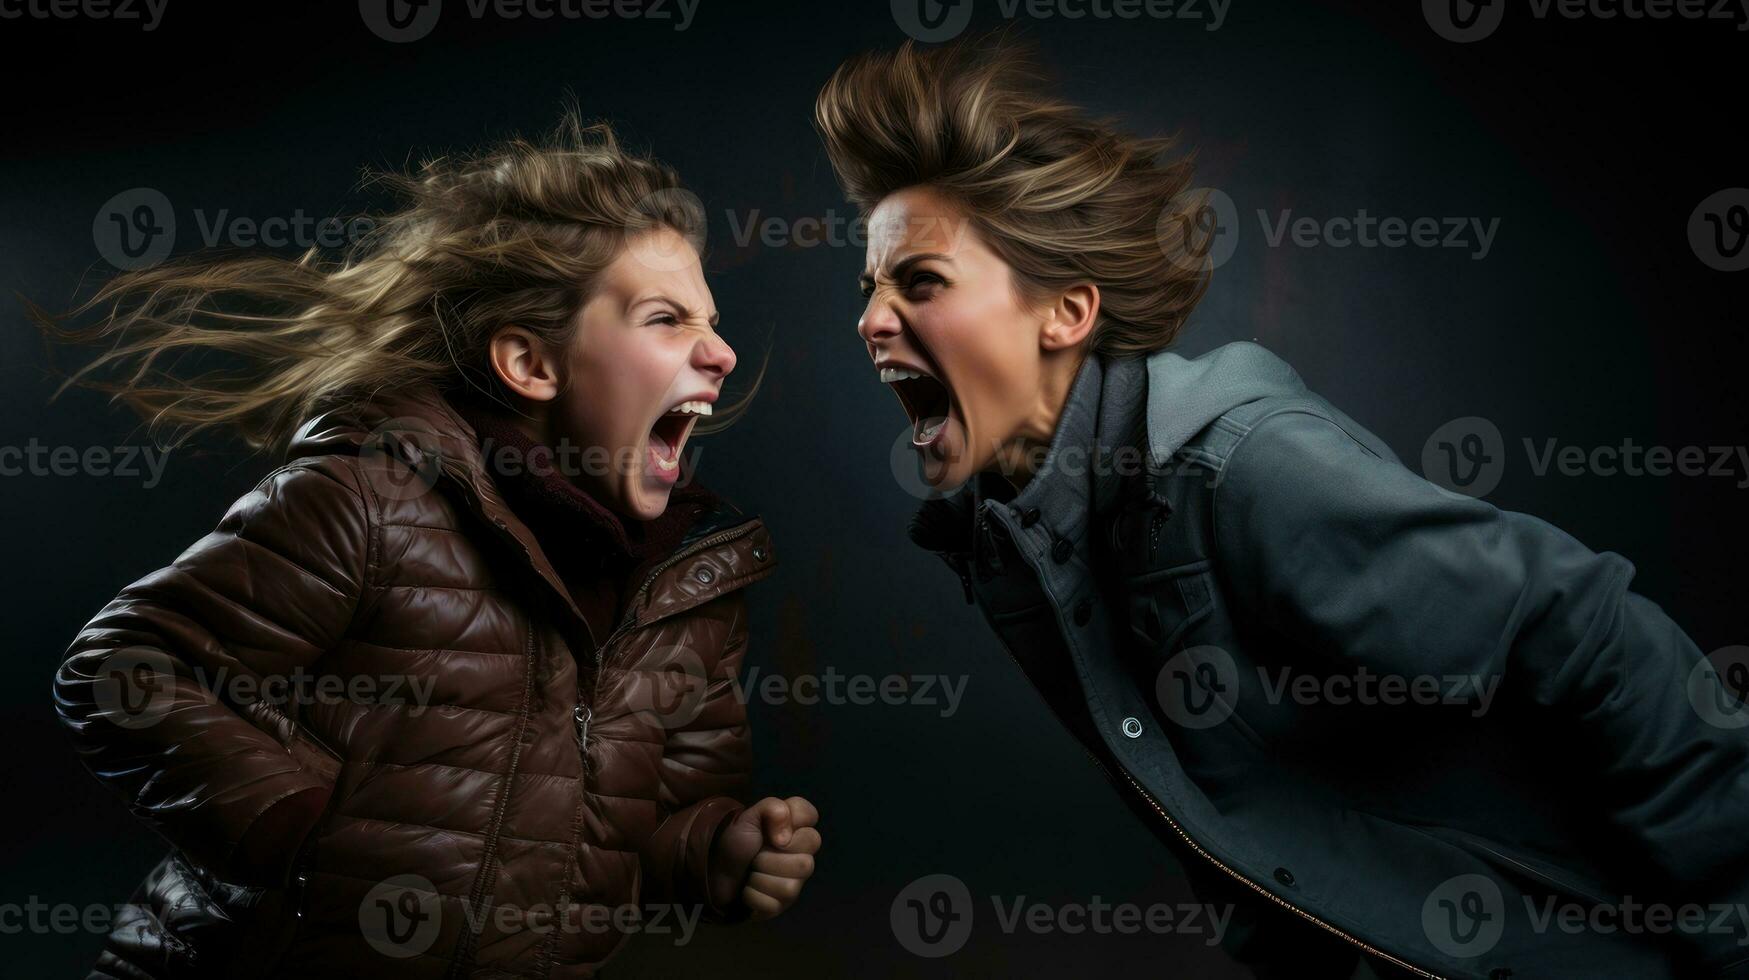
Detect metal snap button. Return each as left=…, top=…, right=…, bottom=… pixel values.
left=695, top=566, right=716, bottom=584
left=1051, top=538, right=1074, bottom=564
left=1121, top=717, right=1143, bottom=738
left=1274, top=867, right=1295, bottom=887
left=1019, top=507, right=1041, bottom=528
left=752, top=545, right=768, bottom=562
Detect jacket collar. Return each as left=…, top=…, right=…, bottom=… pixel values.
left=286, top=384, right=770, bottom=635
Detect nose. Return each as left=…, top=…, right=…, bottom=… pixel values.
left=857, top=294, right=902, bottom=351
left=694, top=329, right=737, bottom=379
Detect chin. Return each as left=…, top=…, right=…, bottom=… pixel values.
left=624, top=483, right=671, bottom=521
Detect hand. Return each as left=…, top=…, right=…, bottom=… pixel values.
left=713, top=795, right=820, bottom=920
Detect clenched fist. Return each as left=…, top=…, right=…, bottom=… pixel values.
left=712, top=796, right=820, bottom=920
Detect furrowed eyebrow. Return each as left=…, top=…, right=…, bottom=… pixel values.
left=860, top=252, right=954, bottom=286
left=637, top=294, right=718, bottom=327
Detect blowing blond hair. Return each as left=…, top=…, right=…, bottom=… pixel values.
left=814, top=36, right=1210, bottom=355
left=32, top=109, right=757, bottom=454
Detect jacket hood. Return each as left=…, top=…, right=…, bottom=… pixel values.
left=1142, top=340, right=1309, bottom=465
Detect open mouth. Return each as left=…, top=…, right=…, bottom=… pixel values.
left=881, top=365, right=953, bottom=449
left=647, top=398, right=712, bottom=480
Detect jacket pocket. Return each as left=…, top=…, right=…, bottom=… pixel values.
left=1390, top=818, right=1614, bottom=907
left=1126, top=559, right=1216, bottom=654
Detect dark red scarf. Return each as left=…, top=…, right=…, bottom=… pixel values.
left=447, top=388, right=719, bottom=647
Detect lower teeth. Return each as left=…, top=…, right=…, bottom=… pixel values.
left=916, top=417, right=946, bottom=442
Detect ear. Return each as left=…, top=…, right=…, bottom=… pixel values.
left=1039, top=283, right=1100, bottom=353
left=488, top=326, right=563, bottom=402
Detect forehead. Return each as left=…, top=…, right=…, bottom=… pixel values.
left=601, top=226, right=712, bottom=305
left=864, top=187, right=976, bottom=270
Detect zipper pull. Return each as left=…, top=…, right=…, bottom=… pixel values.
left=574, top=703, right=592, bottom=748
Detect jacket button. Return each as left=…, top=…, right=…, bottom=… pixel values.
left=1019, top=507, right=1042, bottom=528
left=1273, top=867, right=1295, bottom=887
left=1051, top=538, right=1074, bottom=564
left=1121, top=717, right=1143, bottom=738
left=1073, top=598, right=1093, bottom=625
left=695, top=566, right=716, bottom=584
left=752, top=545, right=769, bottom=562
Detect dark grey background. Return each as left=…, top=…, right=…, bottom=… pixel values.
left=2, top=0, right=1744, bottom=975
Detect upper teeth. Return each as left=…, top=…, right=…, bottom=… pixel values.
left=668, top=400, right=713, bottom=416
left=880, top=367, right=930, bottom=383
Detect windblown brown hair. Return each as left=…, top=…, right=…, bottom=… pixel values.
left=29, top=108, right=761, bottom=454
left=813, top=36, right=1210, bottom=355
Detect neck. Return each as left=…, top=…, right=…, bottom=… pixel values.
left=987, top=347, right=1089, bottom=490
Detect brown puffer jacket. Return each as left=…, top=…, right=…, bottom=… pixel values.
left=54, top=384, right=778, bottom=978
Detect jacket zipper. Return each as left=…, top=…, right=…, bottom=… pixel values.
left=573, top=520, right=765, bottom=772
left=957, top=549, right=1445, bottom=980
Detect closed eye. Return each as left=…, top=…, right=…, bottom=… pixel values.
left=905, top=272, right=945, bottom=297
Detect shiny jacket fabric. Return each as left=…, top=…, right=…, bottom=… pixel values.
left=55, top=384, right=777, bottom=978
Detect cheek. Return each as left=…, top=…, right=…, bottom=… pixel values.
left=923, top=292, right=1034, bottom=418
